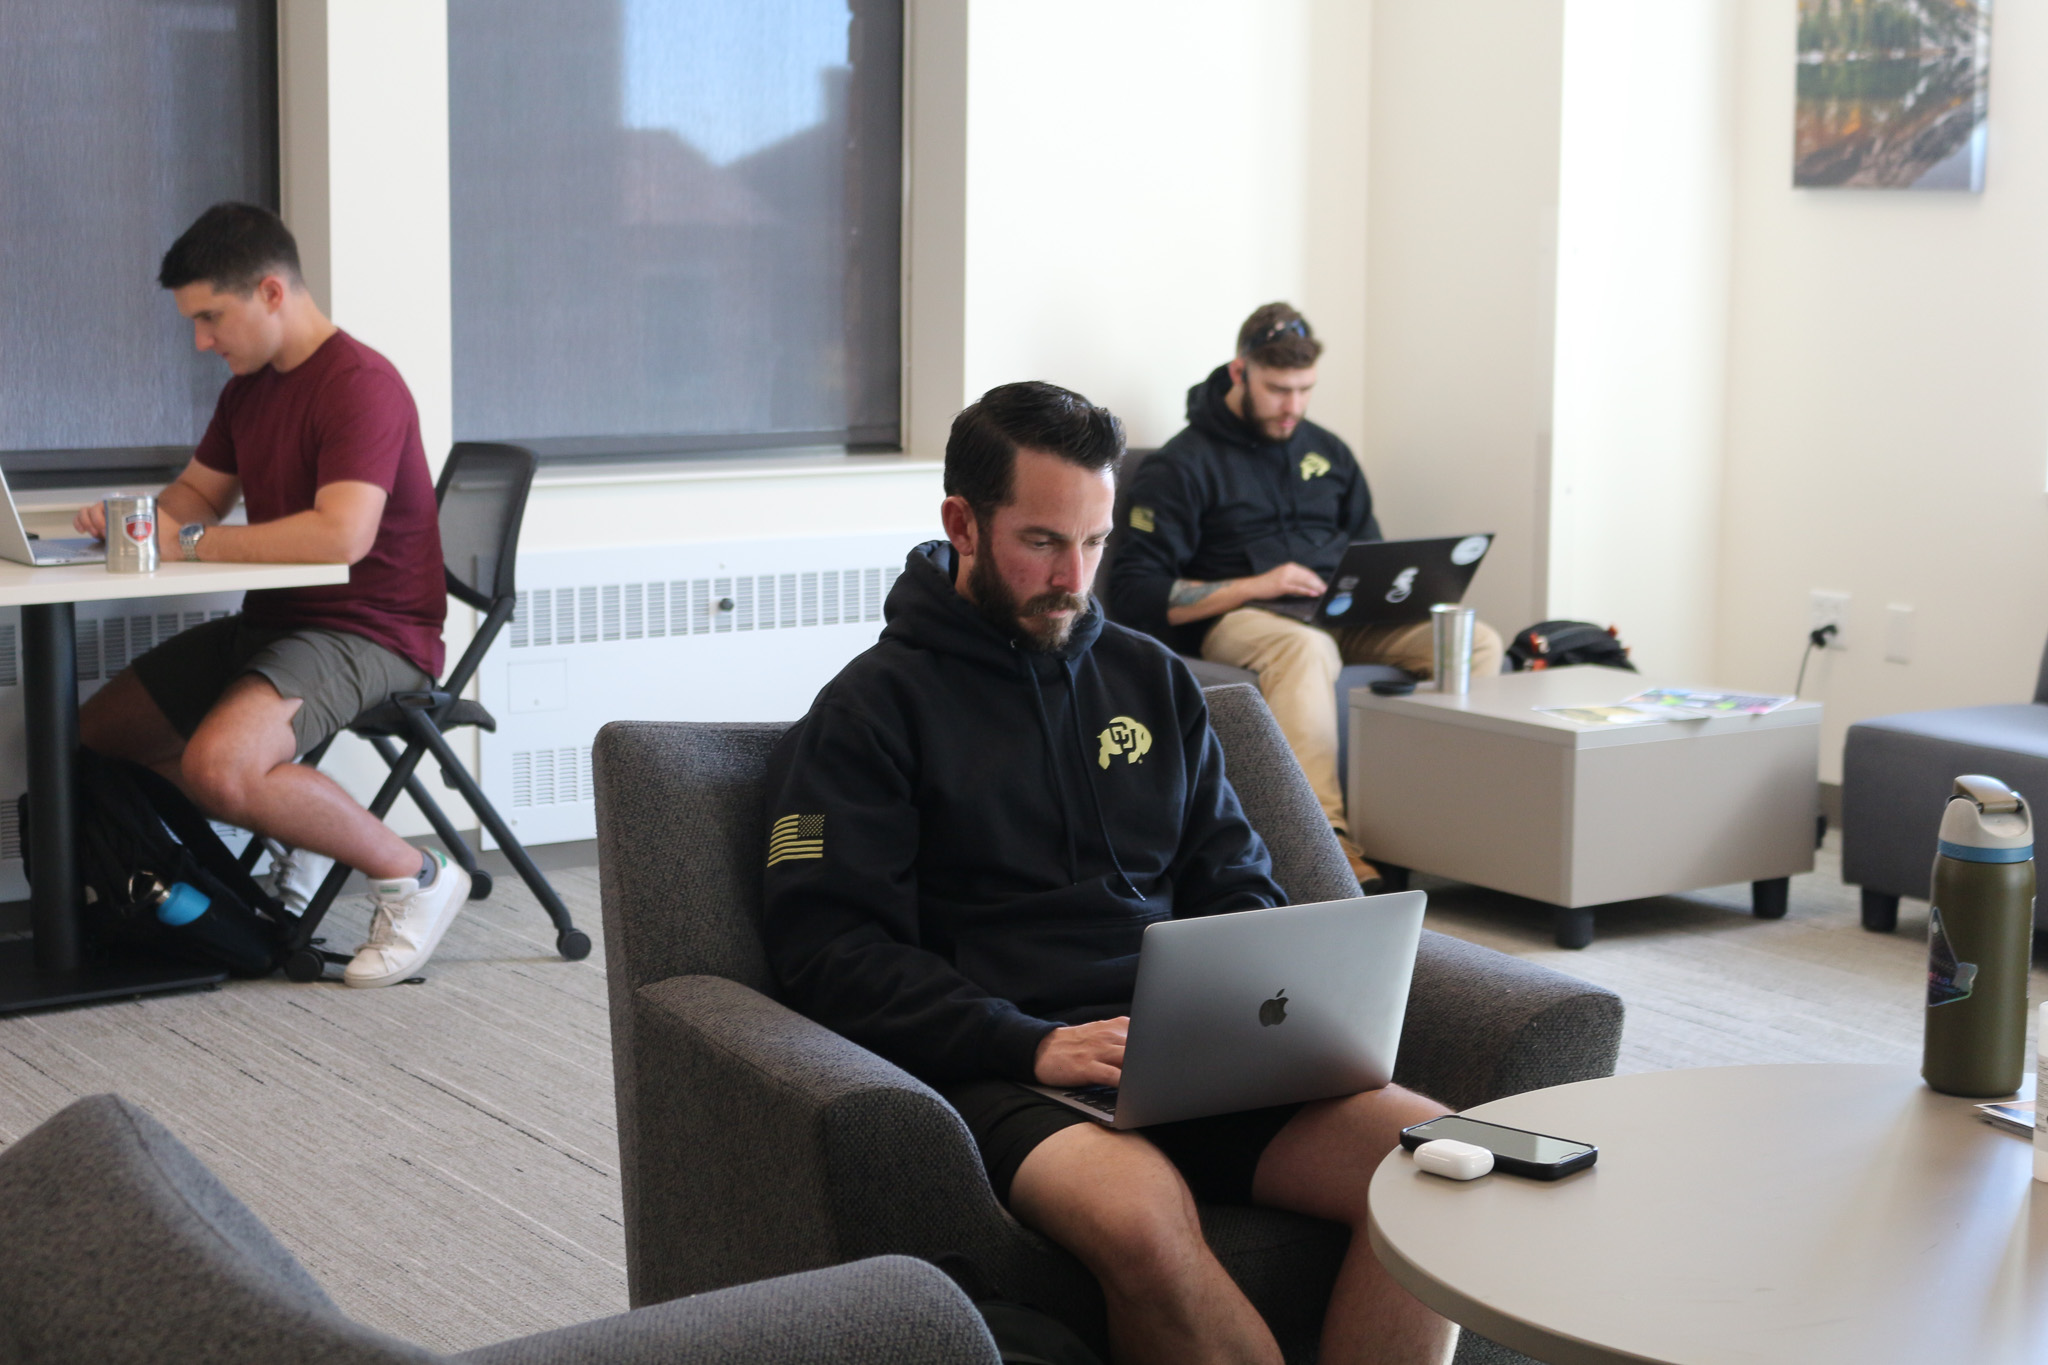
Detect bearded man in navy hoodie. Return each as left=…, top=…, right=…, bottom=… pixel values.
left=1105, top=304, right=1505, bottom=889
left=763, top=382, right=1453, bottom=1365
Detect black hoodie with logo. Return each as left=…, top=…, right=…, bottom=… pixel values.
left=761, top=540, right=1286, bottom=1086
left=1105, top=364, right=1375, bottom=656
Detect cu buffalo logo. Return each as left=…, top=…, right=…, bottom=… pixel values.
left=1298, top=452, right=1331, bottom=481
left=1096, top=716, right=1152, bottom=769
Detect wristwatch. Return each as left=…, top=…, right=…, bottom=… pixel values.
left=179, top=523, right=206, bottom=562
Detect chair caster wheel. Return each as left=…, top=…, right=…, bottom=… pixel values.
left=282, top=948, right=327, bottom=983
left=557, top=929, right=592, bottom=961
left=468, top=870, right=493, bottom=900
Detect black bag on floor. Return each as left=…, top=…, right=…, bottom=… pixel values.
left=1507, top=619, right=1636, bottom=672
left=19, top=752, right=288, bottom=976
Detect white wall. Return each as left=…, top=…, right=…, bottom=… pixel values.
left=280, top=0, right=453, bottom=471
left=1361, top=0, right=1565, bottom=636
left=957, top=0, right=1370, bottom=451
left=1548, top=0, right=1735, bottom=681
left=1716, top=0, right=2048, bottom=781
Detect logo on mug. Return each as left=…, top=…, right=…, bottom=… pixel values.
left=123, top=513, right=154, bottom=544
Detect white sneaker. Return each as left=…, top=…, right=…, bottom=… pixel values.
left=263, top=844, right=337, bottom=916
left=344, top=851, right=471, bottom=988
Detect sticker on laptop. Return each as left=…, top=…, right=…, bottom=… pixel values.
left=1450, top=535, right=1491, bottom=566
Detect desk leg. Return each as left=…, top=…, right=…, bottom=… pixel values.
left=22, top=602, right=80, bottom=972
left=0, top=601, right=224, bottom=1014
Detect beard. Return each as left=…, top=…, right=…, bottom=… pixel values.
left=1252, top=403, right=1297, bottom=442
left=966, top=547, right=1089, bottom=653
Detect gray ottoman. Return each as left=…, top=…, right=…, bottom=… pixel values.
left=1843, top=692, right=2048, bottom=932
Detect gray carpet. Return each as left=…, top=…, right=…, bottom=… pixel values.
left=0, top=837, right=2030, bottom=1351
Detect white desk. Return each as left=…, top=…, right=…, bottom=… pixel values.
left=4, top=558, right=346, bottom=1012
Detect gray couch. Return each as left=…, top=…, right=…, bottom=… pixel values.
left=594, top=682, right=1623, bottom=1363
left=1843, top=638, right=2048, bottom=931
left=0, top=1092, right=995, bottom=1364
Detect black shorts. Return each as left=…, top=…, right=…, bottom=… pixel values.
left=938, top=1078, right=1302, bottom=1206
left=131, top=615, right=433, bottom=757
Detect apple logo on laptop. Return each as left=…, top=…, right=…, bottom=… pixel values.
left=1259, top=990, right=1288, bottom=1027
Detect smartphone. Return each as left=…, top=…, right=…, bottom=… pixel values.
left=1399, top=1114, right=1597, bottom=1180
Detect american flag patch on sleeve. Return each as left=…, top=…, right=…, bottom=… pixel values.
left=767, top=813, right=826, bottom=867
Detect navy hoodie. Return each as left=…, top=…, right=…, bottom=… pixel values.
left=762, top=540, right=1286, bottom=1085
left=1105, top=364, right=1375, bottom=655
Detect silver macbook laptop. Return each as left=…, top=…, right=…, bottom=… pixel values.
left=0, top=465, right=105, bottom=566
left=1026, top=890, right=1427, bottom=1129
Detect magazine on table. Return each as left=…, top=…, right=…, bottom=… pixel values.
left=1537, top=687, right=1797, bottom=725
left=1620, top=687, right=1795, bottom=718
left=1977, top=1099, right=2034, bottom=1138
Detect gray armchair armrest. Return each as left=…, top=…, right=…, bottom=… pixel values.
left=454, top=1256, right=999, bottom=1365
left=1394, top=929, right=1624, bottom=1112
left=628, top=975, right=1098, bottom=1321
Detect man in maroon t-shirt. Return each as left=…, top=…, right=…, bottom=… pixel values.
left=75, top=202, right=470, bottom=988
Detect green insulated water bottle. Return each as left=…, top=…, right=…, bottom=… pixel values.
left=1923, top=775, right=2036, bottom=1097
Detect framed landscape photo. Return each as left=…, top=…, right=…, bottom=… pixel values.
left=1795, top=0, right=1991, bottom=190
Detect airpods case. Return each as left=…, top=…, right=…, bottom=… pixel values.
left=1413, top=1138, right=1493, bottom=1180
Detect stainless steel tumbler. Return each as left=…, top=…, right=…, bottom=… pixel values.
left=104, top=494, right=158, bottom=573
left=1431, top=603, right=1476, bottom=694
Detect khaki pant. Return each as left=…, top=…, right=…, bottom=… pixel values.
left=1201, top=608, right=1506, bottom=833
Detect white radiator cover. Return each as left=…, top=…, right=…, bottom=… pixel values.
left=476, top=530, right=931, bottom=848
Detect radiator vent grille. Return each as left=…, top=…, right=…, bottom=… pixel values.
left=74, top=610, right=231, bottom=683
left=509, top=565, right=898, bottom=647
left=0, top=801, right=17, bottom=862
left=509, top=746, right=594, bottom=808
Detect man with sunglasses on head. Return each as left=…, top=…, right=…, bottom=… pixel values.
left=1106, top=303, right=1503, bottom=888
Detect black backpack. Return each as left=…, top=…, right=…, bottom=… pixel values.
left=20, top=752, right=289, bottom=977
left=1508, top=619, right=1636, bottom=672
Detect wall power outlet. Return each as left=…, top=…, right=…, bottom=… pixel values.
left=1810, top=590, right=1850, bottom=650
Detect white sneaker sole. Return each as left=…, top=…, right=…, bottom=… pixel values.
left=345, top=864, right=472, bottom=988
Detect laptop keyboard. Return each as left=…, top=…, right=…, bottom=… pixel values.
left=1060, top=1085, right=1119, bottom=1119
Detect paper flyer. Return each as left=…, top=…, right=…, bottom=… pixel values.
left=1619, top=687, right=1794, bottom=718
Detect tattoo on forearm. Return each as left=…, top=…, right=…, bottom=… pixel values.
left=1168, top=579, right=1225, bottom=609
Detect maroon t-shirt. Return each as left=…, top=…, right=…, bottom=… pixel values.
left=194, top=330, right=445, bottom=677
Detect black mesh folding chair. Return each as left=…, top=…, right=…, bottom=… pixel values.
left=251, top=442, right=591, bottom=982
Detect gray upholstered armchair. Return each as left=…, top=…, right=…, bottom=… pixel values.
left=594, top=683, right=1624, bottom=1364
left=0, top=1093, right=994, bottom=1365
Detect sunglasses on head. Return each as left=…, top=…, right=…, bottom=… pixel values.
left=1245, top=317, right=1310, bottom=352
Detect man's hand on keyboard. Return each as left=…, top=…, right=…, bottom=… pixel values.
left=1033, top=1017, right=1128, bottom=1088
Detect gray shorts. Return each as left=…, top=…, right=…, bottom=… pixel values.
left=131, top=615, right=434, bottom=756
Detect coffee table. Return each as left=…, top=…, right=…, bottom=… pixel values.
left=1346, top=667, right=1820, bottom=947
left=1368, top=1064, right=2046, bottom=1365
